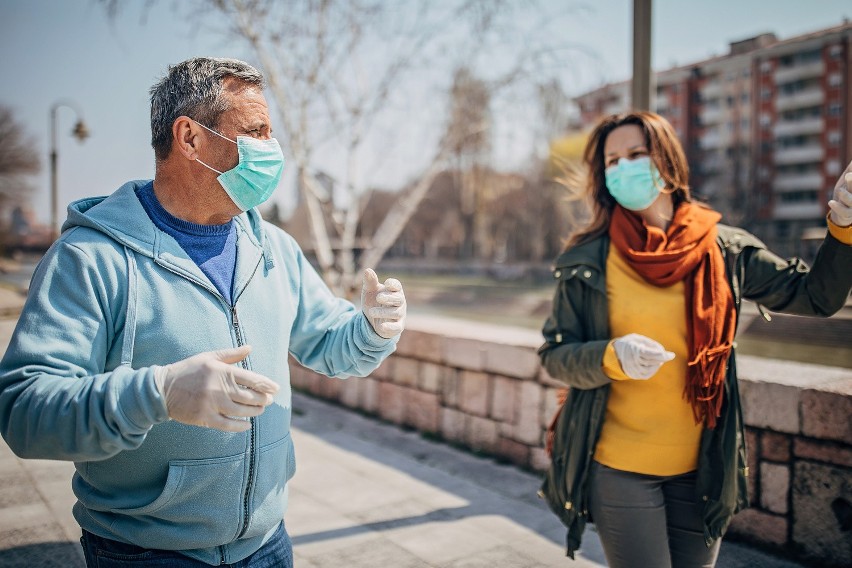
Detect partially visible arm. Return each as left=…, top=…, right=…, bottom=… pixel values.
left=0, top=241, right=168, bottom=461
left=741, top=165, right=852, bottom=316
left=287, top=242, right=396, bottom=378
left=539, top=280, right=612, bottom=390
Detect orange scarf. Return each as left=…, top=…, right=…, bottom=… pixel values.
left=608, top=203, right=736, bottom=428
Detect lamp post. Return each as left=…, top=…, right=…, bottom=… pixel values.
left=632, top=0, right=654, bottom=111
left=50, top=100, right=89, bottom=239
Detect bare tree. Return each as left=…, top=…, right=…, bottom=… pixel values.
left=102, top=0, right=590, bottom=296
left=0, top=105, right=40, bottom=216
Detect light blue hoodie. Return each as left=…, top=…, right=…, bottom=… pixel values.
left=0, top=180, right=397, bottom=564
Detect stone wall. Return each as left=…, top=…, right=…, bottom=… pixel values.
left=288, top=314, right=852, bottom=567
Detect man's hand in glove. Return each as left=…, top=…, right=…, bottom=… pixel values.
left=154, top=345, right=279, bottom=432
left=361, top=268, right=407, bottom=339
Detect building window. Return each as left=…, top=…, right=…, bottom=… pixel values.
left=829, top=103, right=842, bottom=116
left=759, top=113, right=772, bottom=128
left=828, top=73, right=843, bottom=87
left=828, top=130, right=842, bottom=146
left=827, top=160, right=841, bottom=176
left=760, top=60, right=772, bottom=73
left=761, top=87, right=772, bottom=101
left=741, top=93, right=750, bottom=104
left=741, top=118, right=750, bottom=130
left=758, top=166, right=770, bottom=180
left=830, top=44, right=842, bottom=58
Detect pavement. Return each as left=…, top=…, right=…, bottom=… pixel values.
left=0, top=276, right=814, bottom=567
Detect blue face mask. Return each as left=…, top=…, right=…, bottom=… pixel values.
left=604, top=156, right=664, bottom=211
left=194, top=120, right=284, bottom=211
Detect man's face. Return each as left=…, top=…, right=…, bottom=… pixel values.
left=203, top=78, right=273, bottom=173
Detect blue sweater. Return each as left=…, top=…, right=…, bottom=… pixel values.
left=0, top=180, right=397, bottom=564
left=136, top=181, right=237, bottom=304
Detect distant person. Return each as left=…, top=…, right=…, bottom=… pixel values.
left=0, top=57, right=406, bottom=567
left=538, top=111, right=852, bottom=568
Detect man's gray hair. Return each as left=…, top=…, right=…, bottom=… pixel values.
left=149, top=57, right=265, bottom=161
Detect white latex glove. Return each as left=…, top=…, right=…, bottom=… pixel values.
left=828, top=164, right=852, bottom=227
left=613, top=333, right=676, bottom=380
left=154, top=345, right=279, bottom=432
left=361, top=268, right=406, bottom=339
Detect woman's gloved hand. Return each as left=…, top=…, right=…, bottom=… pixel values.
left=613, top=333, right=675, bottom=380
left=154, top=345, right=279, bottom=432
left=828, top=165, right=852, bottom=227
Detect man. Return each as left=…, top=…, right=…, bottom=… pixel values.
left=0, top=57, right=406, bottom=566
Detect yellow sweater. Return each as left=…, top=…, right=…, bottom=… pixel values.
left=595, top=218, right=852, bottom=476
left=596, top=243, right=702, bottom=475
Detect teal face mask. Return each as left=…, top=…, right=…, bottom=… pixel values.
left=194, top=120, right=284, bottom=211
left=604, top=156, right=664, bottom=211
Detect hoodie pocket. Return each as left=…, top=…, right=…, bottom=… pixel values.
left=108, top=452, right=246, bottom=550
left=239, top=431, right=296, bottom=539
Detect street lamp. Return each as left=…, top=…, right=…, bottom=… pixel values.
left=50, top=100, right=89, bottom=239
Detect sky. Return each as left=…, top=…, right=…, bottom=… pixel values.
left=1, top=0, right=850, bottom=225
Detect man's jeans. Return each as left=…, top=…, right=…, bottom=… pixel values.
left=80, top=522, right=293, bottom=567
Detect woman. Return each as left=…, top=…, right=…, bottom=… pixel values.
left=538, top=111, right=852, bottom=568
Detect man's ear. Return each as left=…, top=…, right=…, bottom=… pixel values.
left=172, top=116, right=201, bottom=161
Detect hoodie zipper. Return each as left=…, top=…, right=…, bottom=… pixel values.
left=232, top=304, right=258, bottom=540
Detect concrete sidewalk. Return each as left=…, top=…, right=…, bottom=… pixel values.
left=0, top=283, right=812, bottom=567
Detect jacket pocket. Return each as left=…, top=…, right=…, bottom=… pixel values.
left=240, top=431, right=296, bottom=539
left=108, top=452, right=247, bottom=550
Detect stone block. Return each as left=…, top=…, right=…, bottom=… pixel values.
left=319, top=377, right=343, bottom=401
left=490, top=377, right=518, bottom=422
left=395, top=329, right=444, bottom=363
left=467, top=415, right=499, bottom=453
left=745, top=428, right=759, bottom=501
left=484, top=344, right=540, bottom=380
left=801, top=382, right=852, bottom=445
left=441, top=369, right=460, bottom=408
left=392, top=357, right=419, bottom=388
left=728, top=508, right=788, bottom=547
left=530, top=447, right=551, bottom=472
left=760, top=431, right=791, bottom=462
left=739, top=379, right=800, bottom=434
left=405, top=390, right=440, bottom=434
left=794, top=438, right=852, bottom=468
left=419, top=361, right=444, bottom=393
left=514, top=381, right=544, bottom=446
left=377, top=382, right=405, bottom=425
left=338, top=377, right=360, bottom=409
left=792, top=461, right=852, bottom=567
left=444, top=338, right=486, bottom=371
left=496, top=437, right=531, bottom=468
left=441, top=407, right=466, bottom=443
left=760, top=462, right=790, bottom=514
left=458, top=370, right=490, bottom=417
left=370, top=356, right=394, bottom=381
left=360, top=377, right=379, bottom=414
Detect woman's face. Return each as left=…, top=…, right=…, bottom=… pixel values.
left=603, top=124, right=649, bottom=170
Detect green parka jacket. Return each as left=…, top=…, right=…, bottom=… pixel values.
left=538, top=224, right=852, bottom=558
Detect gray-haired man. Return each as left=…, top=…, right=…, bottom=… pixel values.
left=0, top=57, right=406, bottom=566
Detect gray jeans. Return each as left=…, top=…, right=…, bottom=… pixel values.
left=588, top=461, right=721, bottom=568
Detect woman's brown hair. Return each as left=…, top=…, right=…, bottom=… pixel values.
left=564, top=111, right=693, bottom=248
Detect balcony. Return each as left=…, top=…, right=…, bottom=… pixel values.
left=773, top=117, right=824, bottom=137
left=773, top=172, right=824, bottom=191
left=774, top=60, right=825, bottom=85
left=772, top=201, right=824, bottom=220
left=775, top=88, right=824, bottom=112
left=700, top=106, right=725, bottom=125
left=774, top=144, right=824, bottom=165
left=701, top=82, right=725, bottom=100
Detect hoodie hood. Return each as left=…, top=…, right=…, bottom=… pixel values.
left=62, top=179, right=270, bottom=263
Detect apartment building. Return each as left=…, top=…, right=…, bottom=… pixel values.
left=572, top=21, right=852, bottom=257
